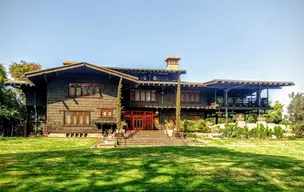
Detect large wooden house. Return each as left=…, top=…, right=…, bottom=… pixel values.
left=6, top=56, right=294, bottom=137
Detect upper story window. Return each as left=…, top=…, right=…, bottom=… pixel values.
left=153, top=75, right=158, bottom=81
left=102, top=109, right=113, bottom=117
left=180, top=91, right=200, bottom=104
left=69, top=83, right=100, bottom=97
left=64, top=111, right=90, bottom=125
left=130, top=89, right=156, bottom=102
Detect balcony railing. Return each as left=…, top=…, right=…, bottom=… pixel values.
left=213, top=97, right=269, bottom=108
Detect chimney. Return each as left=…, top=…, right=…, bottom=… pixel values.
left=63, top=61, right=78, bottom=66
left=165, top=56, right=181, bottom=70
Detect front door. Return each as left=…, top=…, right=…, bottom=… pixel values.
left=133, top=116, right=144, bottom=130
left=124, top=111, right=155, bottom=130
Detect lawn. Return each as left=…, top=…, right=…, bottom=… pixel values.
left=0, top=138, right=303, bottom=192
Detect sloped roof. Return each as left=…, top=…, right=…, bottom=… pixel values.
left=24, top=62, right=139, bottom=82
left=139, top=81, right=205, bottom=87
left=204, top=79, right=295, bottom=86
left=104, top=66, right=187, bottom=74
left=4, top=80, right=32, bottom=87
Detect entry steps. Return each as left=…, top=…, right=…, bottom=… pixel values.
left=119, top=130, right=185, bottom=147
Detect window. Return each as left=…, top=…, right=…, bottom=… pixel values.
left=180, top=91, right=200, bottom=104
left=130, top=90, right=156, bottom=102
left=102, top=109, right=113, bottom=117
left=189, top=116, right=200, bottom=120
left=69, top=83, right=100, bottom=97
left=64, top=111, right=90, bottom=125
left=153, top=75, right=158, bottom=81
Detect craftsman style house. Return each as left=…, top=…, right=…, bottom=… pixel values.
left=7, top=56, right=294, bottom=137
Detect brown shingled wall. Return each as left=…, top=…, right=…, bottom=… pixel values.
left=46, top=75, right=118, bottom=133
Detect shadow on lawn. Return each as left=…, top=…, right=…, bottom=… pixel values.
left=1, top=146, right=303, bottom=192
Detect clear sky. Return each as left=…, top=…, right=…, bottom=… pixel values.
left=0, top=0, right=303, bottom=111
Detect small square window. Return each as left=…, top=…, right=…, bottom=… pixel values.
left=102, top=109, right=113, bottom=117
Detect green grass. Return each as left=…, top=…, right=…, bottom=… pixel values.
left=0, top=138, right=303, bottom=192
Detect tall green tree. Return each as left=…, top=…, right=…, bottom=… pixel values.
left=266, top=101, right=283, bottom=124
left=0, top=63, right=7, bottom=104
left=0, top=63, right=24, bottom=136
left=0, top=63, right=7, bottom=83
left=116, top=77, right=123, bottom=131
left=287, top=92, right=304, bottom=137
left=9, top=60, right=41, bottom=80
left=175, top=75, right=181, bottom=131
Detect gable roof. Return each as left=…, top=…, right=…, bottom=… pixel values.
left=104, top=66, right=187, bottom=74
left=24, top=62, right=139, bottom=82
left=139, top=81, right=205, bottom=87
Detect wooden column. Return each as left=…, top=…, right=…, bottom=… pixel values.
left=34, top=92, right=38, bottom=135
left=224, top=90, right=228, bottom=120
left=257, top=86, right=262, bottom=115
left=267, top=89, right=269, bottom=108
left=214, top=89, right=217, bottom=104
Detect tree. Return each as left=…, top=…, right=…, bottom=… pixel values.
left=9, top=60, right=41, bottom=80
left=0, top=64, right=24, bottom=136
left=0, top=63, right=7, bottom=83
left=175, top=75, right=181, bottom=131
left=287, top=92, right=304, bottom=137
left=266, top=101, right=283, bottom=124
left=116, top=77, right=123, bottom=132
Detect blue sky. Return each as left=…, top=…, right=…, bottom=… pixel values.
left=0, top=0, right=303, bottom=111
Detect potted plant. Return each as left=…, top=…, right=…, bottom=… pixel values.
left=217, top=97, right=224, bottom=106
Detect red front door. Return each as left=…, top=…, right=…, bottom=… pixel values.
left=133, top=116, right=144, bottom=130
left=124, top=111, right=155, bottom=130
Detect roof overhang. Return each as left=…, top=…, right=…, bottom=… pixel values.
left=4, top=79, right=34, bottom=87
left=204, top=79, right=295, bottom=90
left=105, top=66, right=187, bottom=74
left=23, top=62, right=139, bottom=84
left=139, top=81, right=205, bottom=87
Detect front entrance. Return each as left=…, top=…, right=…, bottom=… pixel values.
left=123, top=111, right=156, bottom=130
left=133, top=116, right=143, bottom=130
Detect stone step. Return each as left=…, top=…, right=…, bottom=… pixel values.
left=131, top=130, right=168, bottom=138
left=119, top=138, right=185, bottom=146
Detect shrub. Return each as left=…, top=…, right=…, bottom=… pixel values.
left=181, top=119, right=211, bottom=133
left=249, top=124, right=273, bottom=139
left=273, top=126, right=285, bottom=139
left=220, top=124, right=234, bottom=138
left=240, top=125, right=249, bottom=139
left=249, top=127, right=259, bottom=138
left=287, top=135, right=296, bottom=140
left=246, top=115, right=256, bottom=123
left=220, top=123, right=248, bottom=139
left=184, top=133, right=198, bottom=138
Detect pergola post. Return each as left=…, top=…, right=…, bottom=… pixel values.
left=224, top=90, right=228, bottom=120
left=257, top=86, right=262, bottom=115
left=214, top=89, right=217, bottom=104
left=267, top=89, right=269, bottom=108
left=34, top=92, right=38, bottom=136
